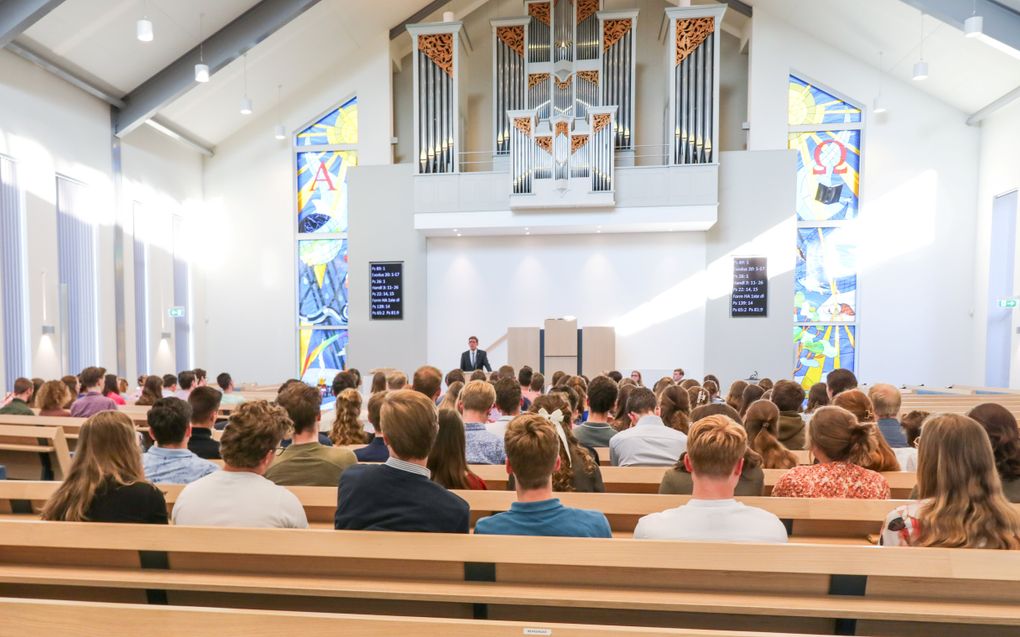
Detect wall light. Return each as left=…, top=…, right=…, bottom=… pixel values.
left=41, top=325, right=56, bottom=335
left=161, top=332, right=173, bottom=341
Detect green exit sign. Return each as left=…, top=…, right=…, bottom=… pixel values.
left=168, top=306, right=186, bottom=318
left=998, top=298, right=1018, bottom=309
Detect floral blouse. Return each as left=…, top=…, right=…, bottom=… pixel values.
left=771, top=461, right=890, bottom=499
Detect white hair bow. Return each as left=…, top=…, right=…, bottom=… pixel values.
left=538, top=408, right=572, bottom=467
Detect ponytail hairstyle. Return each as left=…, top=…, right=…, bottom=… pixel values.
left=329, top=388, right=368, bottom=445
left=658, top=385, right=692, bottom=433
left=703, top=379, right=720, bottom=401
left=744, top=399, right=798, bottom=469
left=808, top=406, right=877, bottom=467
left=528, top=394, right=598, bottom=491
left=725, top=380, right=748, bottom=411
left=914, top=414, right=1020, bottom=549
left=833, top=390, right=899, bottom=471
left=688, top=386, right=711, bottom=409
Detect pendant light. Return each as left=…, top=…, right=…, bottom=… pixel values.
left=195, top=13, right=209, bottom=83
left=137, top=1, right=153, bottom=42
left=873, top=51, right=888, bottom=114
left=965, top=0, right=984, bottom=38
left=913, top=12, right=929, bottom=81
left=273, top=84, right=286, bottom=139
left=239, top=53, right=253, bottom=115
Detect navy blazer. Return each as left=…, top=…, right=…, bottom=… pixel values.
left=334, top=464, right=470, bottom=533
left=460, top=348, right=491, bottom=372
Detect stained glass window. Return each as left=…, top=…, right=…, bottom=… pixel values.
left=788, top=75, right=861, bottom=126
left=296, top=98, right=356, bottom=384
left=297, top=150, right=357, bottom=234
left=296, top=97, right=358, bottom=146
left=299, top=328, right=349, bottom=386
left=794, top=324, right=856, bottom=388
left=788, top=130, right=860, bottom=222
left=795, top=227, right=857, bottom=323
left=789, top=75, right=862, bottom=388
left=298, top=238, right=348, bottom=327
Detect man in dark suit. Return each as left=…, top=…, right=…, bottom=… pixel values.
left=334, top=390, right=469, bottom=533
left=459, top=335, right=492, bottom=372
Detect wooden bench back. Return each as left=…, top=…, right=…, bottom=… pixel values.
left=0, top=425, right=71, bottom=480
left=0, top=520, right=1016, bottom=636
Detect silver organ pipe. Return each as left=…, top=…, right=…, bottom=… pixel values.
left=570, top=134, right=590, bottom=179
left=553, top=0, right=573, bottom=63
left=409, top=24, right=460, bottom=175
left=576, top=0, right=599, bottom=60
left=600, top=15, right=635, bottom=150
left=554, top=74, right=573, bottom=118
left=527, top=2, right=551, bottom=63
left=493, top=23, right=526, bottom=155
left=575, top=70, right=598, bottom=119
left=589, top=109, right=614, bottom=192
left=668, top=8, right=722, bottom=166
left=509, top=112, right=537, bottom=194
left=529, top=73, right=551, bottom=121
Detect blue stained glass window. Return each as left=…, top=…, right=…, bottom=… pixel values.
left=298, top=238, right=348, bottom=327
left=296, top=150, right=356, bottom=234
left=794, top=324, right=856, bottom=388
left=296, top=97, right=358, bottom=146
left=788, top=76, right=861, bottom=125
left=795, top=227, right=857, bottom=323
left=789, top=130, right=860, bottom=222
left=299, top=328, right=348, bottom=391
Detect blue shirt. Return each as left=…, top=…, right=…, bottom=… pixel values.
left=143, top=446, right=219, bottom=484
left=464, top=422, right=506, bottom=465
left=354, top=437, right=390, bottom=462
left=877, top=418, right=909, bottom=448
left=474, top=498, right=612, bottom=538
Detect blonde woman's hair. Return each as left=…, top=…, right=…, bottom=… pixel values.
left=437, top=381, right=463, bottom=412
left=744, top=399, right=798, bottom=469
left=36, top=380, right=71, bottom=412
left=330, top=388, right=368, bottom=445
left=914, top=413, right=1020, bottom=549
left=42, top=412, right=147, bottom=521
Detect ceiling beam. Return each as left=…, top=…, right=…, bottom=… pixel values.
left=722, top=0, right=752, bottom=18
left=114, top=0, right=321, bottom=138
left=898, top=0, right=1020, bottom=55
left=389, top=0, right=453, bottom=40
left=5, top=41, right=125, bottom=107
left=0, top=0, right=66, bottom=48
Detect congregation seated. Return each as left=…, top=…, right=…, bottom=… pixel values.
left=826, top=368, right=857, bottom=397
left=884, top=413, right=1020, bottom=548
left=265, top=383, right=357, bottom=487
left=635, top=415, right=787, bottom=543
left=187, top=386, right=223, bottom=459
left=42, top=412, right=167, bottom=524
left=868, top=383, right=909, bottom=448
left=354, top=391, right=390, bottom=462
left=35, top=379, right=72, bottom=417
left=459, top=380, right=506, bottom=464
left=328, top=388, right=365, bottom=446
left=772, top=406, right=890, bottom=499
left=574, top=375, right=619, bottom=447
left=102, top=373, right=126, bottom=406
left=0, top=377, right=35, bottom=415
left=610, top=387, right=687, bottom=466
left=216, top=372, right=246, bottom=405
left=135, top=375, right=163, bottom=406
left=70, top=367, right=118, bottom=418
left=334, top=390, right=470, bottom=533
left=411, top=365, right=443, bottom=404
left=143, top=397, right=219, bottom=484
left=172, top=370, right=196, bottom=400
left=475, top=412, right=611, bottom=538
left=804, top=382, right=829, bottom=421
left=527, top=394, right=604, bottom=492
left=369, top=371, right=387, bottom=394
left=487, top=377, right=521, bottom=437
left=965, top=403, right=1020, bottom=503
left=519, top=365, right=539, bottom=403
left=769, top=380, right=806, bottom=449
left=172, top=401, right=307, bottom=529
left=737, top=384, right=764, bottom=419
left=161, top=373, right=178, bottom=397
left=427, top=408, right=487, bottom=490
left=387, top=371, right=408, bottom=390
left=60, top=374, right=80, bottom=407
left=658, top=385, right=692, bottom=434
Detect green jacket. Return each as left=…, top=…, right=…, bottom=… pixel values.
left=0, top=399, right=34, bottom=416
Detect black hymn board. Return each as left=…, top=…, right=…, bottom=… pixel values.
left=370, top=262, right=403, bottom=320
left=731, top=257, right=767, bottom=317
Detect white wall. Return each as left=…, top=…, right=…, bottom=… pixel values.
left=426, top=232, right=707, bottom=381
left=0, top=49, right=204, bottom=388
left=747, top=5, right=982, bottom=387
left=974, top=100, right=1020, bottom=387
left=201, top=32, right=394, bottom=384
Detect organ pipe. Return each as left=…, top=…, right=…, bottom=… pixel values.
left=667, top=5, right=725, bottom=166
left=408, top=20, right=463, bottom=174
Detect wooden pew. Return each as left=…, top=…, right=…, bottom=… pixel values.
left=594, top=447, right=813, bottom=466
left=0, top=597, right=810, bottom=637
left=468, top=465, right=918, bottom=498
left=0, top=426, right=71, bottom=480
left=0, top=481, right=963, bottom=543
left=0, top=520, right=1016, bottom=636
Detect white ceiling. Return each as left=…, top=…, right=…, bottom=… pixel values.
left=10, top=0, right=1020, bottom=150
left=751, top=0, right=1020, bottom=114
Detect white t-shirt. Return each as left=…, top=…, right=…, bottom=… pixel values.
left=172, top=470, right=308, bottom=529
left=485, top=416, right=514, bottom=439
left=633, top=499, right=788, bottom=543
left=893, top=447, right=917, bottom=472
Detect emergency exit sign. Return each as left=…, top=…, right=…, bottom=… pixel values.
left=168, top=306, right=186, bottom=318
left=998, top=298, right=1018, bottom=309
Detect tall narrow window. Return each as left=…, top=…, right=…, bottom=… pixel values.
left=295, top=96, right=357, bottom=392
left=0, top=155, right=29, bottom=384
left=172, top=215, right=191, bottom=370
left=788, top=75, right=861, bottom=388
left=56, top=176, right=98, bottom=373
left=132, top=202, right=150, bottom=375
